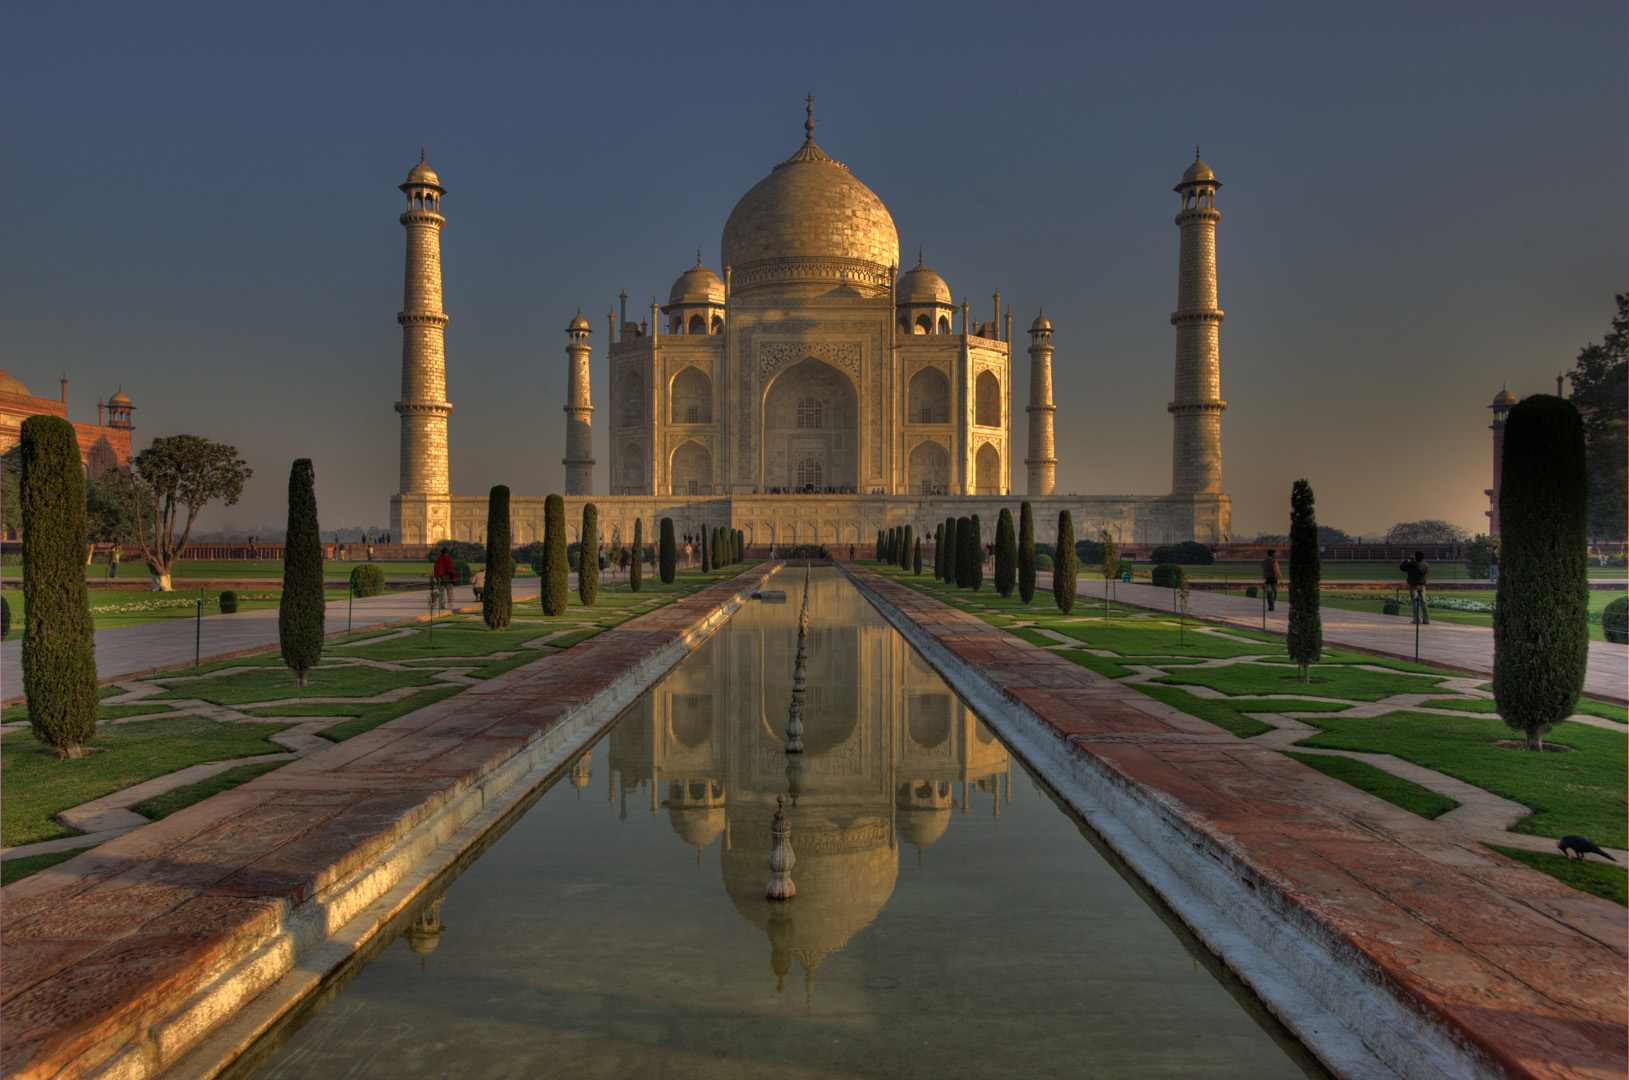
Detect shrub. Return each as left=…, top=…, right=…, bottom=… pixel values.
left=1149, top=541, right=1215, bottom=565
left=20, top=416, right=98, bottom=757
left=1074, top=537, right=1104, bottom=566
left=994, top=508, right=1016, bottom=598
left=513, top=540, right=544, bottom=572
left=542, top=494, right=568, bottom=615
left=1603, top=596, right=1628, bottom=644
left=1464, top=534, right=1500, bottom=579
left=1018, top=502, right=1036, bottom=604
left=659, top=517, right=676, bottom=584
left=1151, top=563, right=1185, bottom=588
left=1494, top=395, right=1589, bottom=750
left=1035, top=552, right=1053, bottom=571
left=1, top=594, right=10, bottom=637
left=1245, top=585, right=1258, bottom=599
left=279, top=458, right=324, bottom=687
left=1382, top=597, right=1401, bottom=616
left=630, top=519, right=643, bottom=592
left=1053, top=511, right=1077, bottom=614
left=1288, top=478, right=1323, bottom=680
left=579, top=504, right=599, bottom=606
left=218, top=590, right=238, bottom=614
left=484, top=485, right=512, bottom=630
left=350, top=564, right=384, bottom=598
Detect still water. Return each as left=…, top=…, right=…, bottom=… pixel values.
left=254, top=568, right=1323, bottom=1079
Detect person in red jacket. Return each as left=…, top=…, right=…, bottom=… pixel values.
left=431, top=547, right=456, bottom=609
left=1260, top=549, right=1282, bottom=612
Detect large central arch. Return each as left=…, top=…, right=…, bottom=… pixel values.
left=761, top=357, right=859, bottom=492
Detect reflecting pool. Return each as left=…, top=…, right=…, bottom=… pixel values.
left=253, top=568, right=1324, bottom=1079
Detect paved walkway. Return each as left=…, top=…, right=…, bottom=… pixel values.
left=846, top=564, right=1626, bottom=1080
left=1040, top=572, right=1629, bottom=705
left=0, top=580, right=549, bottom=703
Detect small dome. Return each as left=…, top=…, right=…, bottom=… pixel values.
left=406, top=160, right=440, bottom=186
left=896, top=257, right=951, bottom=306
left=669, top=258, right=726, bottom=306
left=0, top=368, right=31, bottom=397
left=566, top=312, right=591, bottom=332
left=109, top=389, right=132, bottom=406
left=1029, top=312, right=1052, bottom=333
left=1493, top=388, right=1517, bottom=406
left=1177, top=149, right=1220, bottom=191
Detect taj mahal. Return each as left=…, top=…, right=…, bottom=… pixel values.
left=389, top=103, right=1231, bottom=551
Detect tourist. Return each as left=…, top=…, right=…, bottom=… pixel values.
left=1399, top=551, right=1430, bottom=624
left=432, top=547, right=456, bottom=608
left=1260, top=549, right=1281, bottom=612
left=1488, top=547, right=1498, bottom=583
left=470, top=565, right=485, bottom=602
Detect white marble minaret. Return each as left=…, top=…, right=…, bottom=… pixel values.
left=393, top=153, right=452, bottom=542
left=1169, top=149, right=1226, bottom=495
left=1025, top=311, right=1057, bottom=496
left=563, top=312, right=595, bottom=495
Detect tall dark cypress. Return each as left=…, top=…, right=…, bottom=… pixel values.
left=659, top=517, right=676, bottom=584
left=1053, top=510, right=1077, bottom=614
left=543, top=494, right=568, bottom=614
left=579, top=503, right=599, bottom=606
left=994, top=507, right=1017, bottom=598
left=279, top=458, right=324, bottom=686
left=630, top=518, right=644, bottom=592
left=19, top=416, right=98, bottom=757
left=969, top=514, right=983, bottom=591
left=955, top=516, right=974, bottom=588
left=933, top=523, right=945, bottom=579
left=901, top=525, right=914, bottom=570
left=913, top=537, right=922, bottom=575
left=1287, top=479, right=1322, bottom=681
left=700, top=524, right=710, bottom=572
left=1018, top=501, right=1036, bottom=604
left=483, top=485, right=512, bottom=629
left=944, top=517, right=957, bottom=583
left=1494, top=395, right=1589, bottom=750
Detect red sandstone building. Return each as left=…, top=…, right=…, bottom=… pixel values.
left=0, top=366, right=135, bottom=482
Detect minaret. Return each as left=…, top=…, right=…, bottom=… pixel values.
left=1486, top=387, right=1516, bottom=537
left=1025, top=311, right=1057, bottom=496
left=395, top=153, right=452, bottom=502
left=564, top=312, right=595, bottom=495
left=1169, top=149, right=1226, bottom=494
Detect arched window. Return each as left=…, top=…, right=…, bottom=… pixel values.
left=688, top=314, right=706, bottom=335
left=796, top=457, right=823, bottom=488
left=937, top=316, right=951, bottom=334
left=914, top=314, right=932, bottom=334
left=710, top=315, right=724, bottom=334
left=975, top=371, right=1001, bottom=427
left=796, top=397, right=823, bottom=429
left=619, top=372, right=644, bottom=425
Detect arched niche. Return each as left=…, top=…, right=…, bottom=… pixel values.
left=620, top=441, right=644, bottom=492
left=907, top=368, right=950, bottom=424
left=619, top=370, right=645, bottom=426
left=671, top=366, right=712, bottom=424
left=975, top=442, right=1001, bottom=495
left=975, top=370, right=1001, bottom=427
left=908, top=440, right=950, bottom=496
left=687, top=314, right=706, bottom=335
left=761, top=357, right=858, bottom=492
left=670, top=439, right=711, bottom=495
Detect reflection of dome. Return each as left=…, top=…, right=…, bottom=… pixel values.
left=0, top=369, right=31, bottom=396
left=669, top=258, right=725, bottom=306
left=907, top=701, right=951, bottom=749
left=721, top=121, right=898, bottom=296
left=669, top=804, right=726, bottom=849
left=897, top=807, right=950, bottom=849
left=896, top=258, right=951, bottom=306
left=669, top=709, right=712, bottom=748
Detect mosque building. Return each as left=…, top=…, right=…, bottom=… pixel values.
left=0, top=367, right=135, bottom=484
left=389, top=107, right=1231, bottom=552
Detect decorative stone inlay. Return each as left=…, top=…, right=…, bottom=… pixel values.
left=758, top=341, right=861, bottom=382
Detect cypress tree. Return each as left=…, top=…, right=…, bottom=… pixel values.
left=955, top=516, right=973, bottom=587
left=901, top=525, right=914, bottom=570
left=1053, top=510, right=1077, bottom=614
left=279, top=458, right=324, bottom=686
left=543, top=494, right=568, bottom=614
left=1287, top=479, right=1323, bottom=681
left=659, top=517, right=676, bottom=584
left=719, top=526, right=728, bottom=566
left=700, top=524, right=710, bottom=572
left=875, top=530, right=882, bottom=560
left=630, top=518, right=643, bottom=592
left=969, top=514, right=983, bottom=590
left=994, top=507, right=1017, bottom=598
left=943, top=517, right=956, bottom=583
left=1494, top=395, right=1589, bottom=751
left=19, top=415, right=98, bottom=757
left=579, top=503, right=599, bottom=606
left=483, top=485, right=512, bottom=630
left=913, top=537, right=922, bottom=575
left=933, top=523, right=944, bottom=579
left=1018, top=501, right=1037, bottom=604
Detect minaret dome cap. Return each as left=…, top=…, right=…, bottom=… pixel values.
left=1029, top=311, right=1052, bottom=333
left=567, top=312, right=592, bottom=332
left=401, top=157, right=446, bottom=194
left=1492, top=387, right=1517, bottom=406
left=1176, top=150, right=1219, bottom=192
left=109, top=389, right=132, bottom=406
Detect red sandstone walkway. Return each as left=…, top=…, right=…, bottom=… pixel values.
left=849, top=564, right=1627, bottom=1080
left=0, top=569, right=767, bottom=1080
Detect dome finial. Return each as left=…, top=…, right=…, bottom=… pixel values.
left=1195, top=145, right=1201, bottom=162
left=917, top=246, right=923, bottom=266
left=421, top=147, right=426, bottom=163
left=697, top=246, right=703, bottom=266
left=804, top=93, right=814, bottom=143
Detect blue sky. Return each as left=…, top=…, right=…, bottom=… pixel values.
left=3, top=1, right=1623, bottom=537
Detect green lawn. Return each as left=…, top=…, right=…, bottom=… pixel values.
left=2, top=847, right=96, bottom=887
left=1486, top=845, right=1626, bottom=907
left=1192, top=563, right=1626, bottom=583
left=1308, top=588, right=1626, bottom=643
left=1419, top=696, right=1628, bottom=724
left=145, top=663, right=445, bottom=705
left=1, top=586, right=350, bottom=638
left=1280, top=751, right=1459, bottom=819
left=1151, top=662, right=1449, bottom=701
left=135, top=760, right=287, bottom=820
left=0, top=560, right=500, bottom=582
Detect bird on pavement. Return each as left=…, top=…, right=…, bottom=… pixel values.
left=1557, top=835, right=1616, bottom=862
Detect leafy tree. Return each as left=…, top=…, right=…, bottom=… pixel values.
left=542, top=495, right=568, bottom=614
left=579, top=503, right=599, bottom=606
left=19, top=416, right=98, bottom=757
left=1288, top=479, right=1323, bottom=681
left=1464, top=534, right=1500, bottom=579
left=969, top=514, right=983, bottom=591
left=913, top=537, right=922, bottom=575
left=1493, top=396, right=1589, bottom=750
left=630, top=518, right=643, bottom=592
left=1097, top=528, right=1119, bottom=623
left=125, top=435, right=252, bottom=589
left=483, top=485, right=512, bottom=629
left=1566, top=293, right=1627, bottom=540
left=994, top=507, right=1016, bottom=598
left=279, top=459, right=324, bottom=687
left=86, top=467, right=150, bottom=546
left=1074, top=536, right=1104, bottom=567
left=1384, top=519, right=1468, bottom=544
left=1317, top=525, right=1354, bottom=545
left=1149, top=541, right=1215, bottom=565
left=1018, top=502, right=1036, bottom=604
left=659, top=517, right=676, bottom=584
left=1053, top=511, right=1076, bottom=614
left=0, top=445, right=19, bottom=538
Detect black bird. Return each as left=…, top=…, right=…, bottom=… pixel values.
left=1557, top=835, right=1617, bottom=862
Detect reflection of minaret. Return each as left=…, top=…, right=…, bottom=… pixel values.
left=569, top=750, right=592, bottom=799
left=403, top=893, right=447, bottom=969
left=1170, top=149, right=1226, bottom=495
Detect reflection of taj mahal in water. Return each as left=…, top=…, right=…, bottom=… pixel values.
left=389, top=103, right=1232, bottom=549
left=602, top=575, right=1009, bottom=990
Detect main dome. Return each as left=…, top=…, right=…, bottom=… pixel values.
left=721, top=132, right=899, bottom=298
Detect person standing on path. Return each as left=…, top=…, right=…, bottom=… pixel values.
left=1261, top=549, right=1282, bottom=612
left=1400, top=550, right=1430, bottom=624
left=431, top=547, right=456, bottom=609
left=1488, top=547, right=1498, bottom=583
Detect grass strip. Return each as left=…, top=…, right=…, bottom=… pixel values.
left=1279, top=751, right=1458, bottom=819
left=2, top=847, right=97, bottom=887
left=1132, top=684, right=1272, bottom=739
left=135, top=760, right=287, bottom=820
left=1486, top=845, right=1626, bottom=907
left=1152, top=662, right=1446, bottom=702
left=145, top=664, right=443, bottom=705
left=246, top=684, right=467, bottom=743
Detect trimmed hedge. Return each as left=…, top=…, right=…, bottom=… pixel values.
left=1018, top=502, right=1036, bottom=604
left=1602, top=596, right=1627, bottom=644
left=279, top=458, right=324, bottom=687
left=659, top=517, right=676, bottom=584
left=579, top=503, right=599, bottom=607
left=1288, top=479, right=1323, bottom=677
left=1035, top=553, right=1053, bottom=571
left=1151, top=563, right=1185, bottom=589
left=1149, top=541, right=1215, bottom=565
left=994, top=507, right=1016, bottom=598
left=542, top=494, right=568, bottom=615
left=218, top=590, right=238, bottom=614
left=484, top=485, right=512, bottom=629
left=1053, top=511, right=1076, bottom=614
left=350, top=564, right=384, bottom=598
